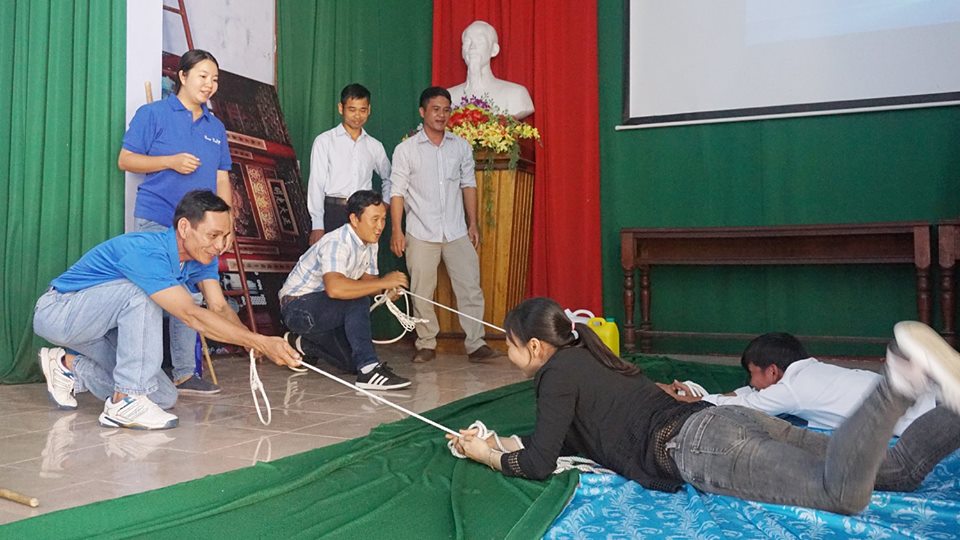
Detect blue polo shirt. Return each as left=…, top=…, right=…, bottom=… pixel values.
left=50, top=228, right=220, bottom=296
left=124, top=94, right=233, bottom=226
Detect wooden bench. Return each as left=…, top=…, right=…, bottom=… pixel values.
left=621, top=222, right=932, bottom=352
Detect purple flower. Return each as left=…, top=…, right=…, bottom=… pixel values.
left=456, top=94, right=494, bottom=111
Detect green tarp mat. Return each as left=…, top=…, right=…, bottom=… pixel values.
left=1, top=356, right=745, bottom=539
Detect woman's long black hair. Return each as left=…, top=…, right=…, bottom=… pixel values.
left=503, top=297, right=639, bottom=376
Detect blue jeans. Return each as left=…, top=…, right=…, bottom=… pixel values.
left=281, top=291, right=376, bottom=373
left=669, top=378, right=913, bottom=514
left=33, top=280, right=177, bottom=409
left=135, top=217, right=199, bottom=381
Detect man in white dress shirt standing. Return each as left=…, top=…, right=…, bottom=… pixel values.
left=389, top=86, right=499, bottom=364
left=307, top=83, right=392, bottom=245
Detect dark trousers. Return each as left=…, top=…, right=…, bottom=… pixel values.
left=323, top=199, right=349, bottom=232
left=281, top=291, right=376, bottom=374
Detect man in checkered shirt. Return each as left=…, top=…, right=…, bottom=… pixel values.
left=279, top=190, right=411, bottom=390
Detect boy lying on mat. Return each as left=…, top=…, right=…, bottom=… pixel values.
left=661, top=332, right=960, bottom=492
left=447, top=297, right=960, bottom=514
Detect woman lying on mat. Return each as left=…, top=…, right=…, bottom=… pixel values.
left=447, top=297, right=960, bottom=515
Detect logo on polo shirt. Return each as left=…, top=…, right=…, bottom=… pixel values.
left=204, top=135, right=222, bottom=145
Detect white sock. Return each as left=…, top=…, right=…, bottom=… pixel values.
left=360, top=363, right=378, bottom=375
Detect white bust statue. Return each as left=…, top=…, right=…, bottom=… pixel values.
left=448, top=20, right=534, bottom=120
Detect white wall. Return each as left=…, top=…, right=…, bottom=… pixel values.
left=125, top=0, right=163, bottom=232
left=162, top=0, right=276, bottom=85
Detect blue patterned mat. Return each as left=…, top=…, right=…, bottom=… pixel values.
left=546, top=448, right=960, bottom=539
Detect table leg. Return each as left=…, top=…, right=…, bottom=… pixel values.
left=623, top=268, right=635, bottom=352
left=942, top=263, right=956, bottom=346
left=916, top=266, right=932, bottom=325
left=639, top=265, right=652, bottom=353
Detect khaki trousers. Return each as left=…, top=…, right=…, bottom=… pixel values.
left=405, top=235, right=486, bottom=353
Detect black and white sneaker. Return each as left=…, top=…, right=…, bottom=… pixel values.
left=283, top=332, right=308, bottom=372
left=356, top=363, right=411, bottom=390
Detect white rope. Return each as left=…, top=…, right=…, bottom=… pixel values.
left=676, top=380, right=708, bottom=398
left=249, top=349, right=271, bottom=425
left=369, top=288, right=504, bottom=344
left=446, top=420, right=521, bottom=458
left=247, top=347, right=460, bottom=436
left=250, top=288, right=505, bottom=429
left=370, top=290, right=428, bottom=345
left=402, top=289, right=506, bottom=333
left=296, top=361, right=461, bottom=437
left=447, top=419, right=615, bottom=476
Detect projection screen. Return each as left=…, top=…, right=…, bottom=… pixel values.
left=621, top=0, right=960, bottom=129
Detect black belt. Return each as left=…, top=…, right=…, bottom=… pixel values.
left=280, top=295, right=298, bottom=308
left=325, top=196, right=348, bottom=206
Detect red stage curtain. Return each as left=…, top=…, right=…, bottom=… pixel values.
left=432, top=0, right=602, bottom=314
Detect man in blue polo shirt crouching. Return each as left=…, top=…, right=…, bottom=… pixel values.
left=33, top=190, right=301, bottom=430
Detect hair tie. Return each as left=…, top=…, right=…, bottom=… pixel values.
left=571, top=320, right=579, bottom=340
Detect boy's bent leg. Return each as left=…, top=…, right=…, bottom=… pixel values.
left=672, top=386, right=909, bottom=515
left=672, top=406, right=854, bottom=513
left=876, top=405, right=960, bottom=491
left=818, top=378, right=913, bottom=511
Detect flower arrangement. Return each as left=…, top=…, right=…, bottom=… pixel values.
left=447, top=95, right=540, bottom=168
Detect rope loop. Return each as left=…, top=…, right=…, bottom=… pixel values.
left=249, top=349, right=271, bottom=425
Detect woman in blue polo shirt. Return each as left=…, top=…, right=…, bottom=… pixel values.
left=118, top=49, right=233, bottom=395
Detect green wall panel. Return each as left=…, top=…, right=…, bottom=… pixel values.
left=277, top=0, right=433, bottom=339
left=597, top=0, right=960, bottom=355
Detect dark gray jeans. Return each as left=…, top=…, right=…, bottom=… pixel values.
left=668, top=379, right=949, bottom=514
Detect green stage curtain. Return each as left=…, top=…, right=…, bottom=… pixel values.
left=0, top=1, right=126, bottom=383
left=277, top=0, right=433, bottom=338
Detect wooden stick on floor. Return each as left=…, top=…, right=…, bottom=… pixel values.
left=200, top=334, right=218, bottom=385
left=0, top=488, right=39, bottom=508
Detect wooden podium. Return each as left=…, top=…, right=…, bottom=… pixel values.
left=434, top=149, right=535, bottom=343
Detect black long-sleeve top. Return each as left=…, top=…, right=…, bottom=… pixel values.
left=499, top=347, right=711, bottom=492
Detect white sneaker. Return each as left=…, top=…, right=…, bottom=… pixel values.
left=40, top=413, right=77, bottom=477
left=39, top=347, right=77, bottom=410
left=99, top=395, right=178, bottom=430
left=100, top=430, right=174, bottom=459
left=892, top=321, right=960, bottom=414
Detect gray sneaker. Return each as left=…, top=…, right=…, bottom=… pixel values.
left=892, top=321, right=960, bottom=414
left=175, top=375, right=221, bottom=395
